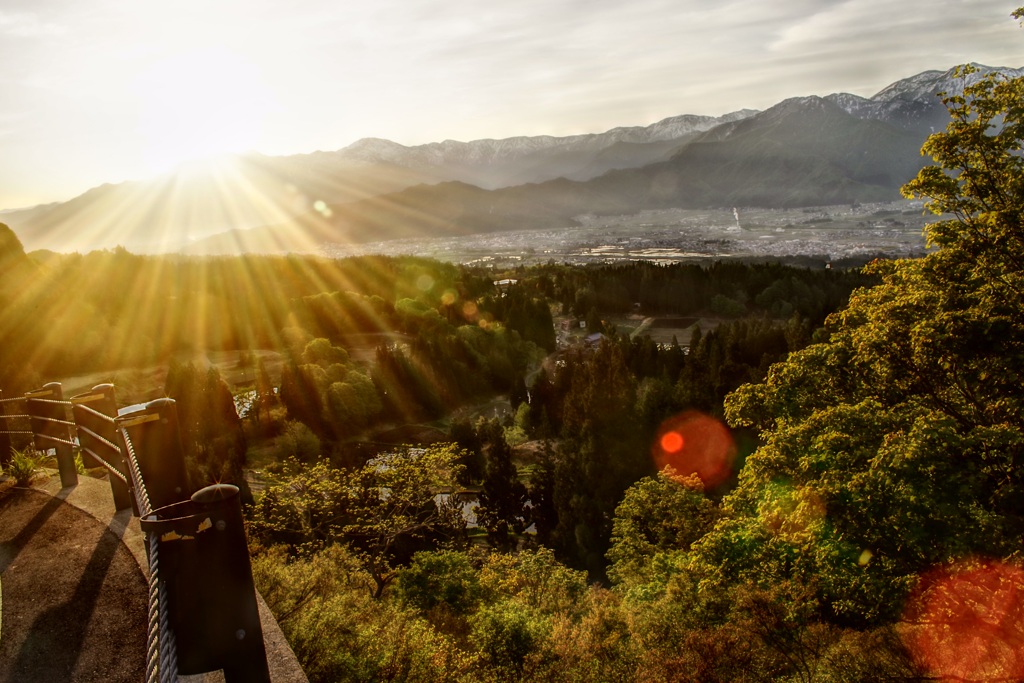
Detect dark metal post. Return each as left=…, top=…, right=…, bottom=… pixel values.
left=72, top=384, right=133, bottom=511
left=0, top=389, right=11, bottom=470
left=26, top=382, right=77, bottom=488
left=116, top=398, right=191, bottom=510
left=140, top=484, right=270, bottom=682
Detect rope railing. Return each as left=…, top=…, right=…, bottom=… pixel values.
left=2, top=384, right=272, bottom=682
left=120, top=424, right=178, bottom=683
left=75, top=422, right=122, bottom=456
left=72, top=402, right=116, bottom=424
left=0, top=403, right=31, bottom=437
left=79, top=446, right=129, bottom=485
left=33, top=433, right=78, bottom=448
left=0, top=397, right=26, bottom=448
left=26, top=397, right=74, bottom=406
left=32, top=415, right=78, bottom=428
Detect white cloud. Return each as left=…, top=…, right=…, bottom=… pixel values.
left=0, top=11, right=65, bottom=37
left=2, top=0, right=1024, bottom=207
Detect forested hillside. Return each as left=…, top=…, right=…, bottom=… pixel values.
left=242, top=67, right=1024, bottom=681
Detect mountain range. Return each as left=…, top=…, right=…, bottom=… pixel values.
left=4, top=64, right=1022, bottom=255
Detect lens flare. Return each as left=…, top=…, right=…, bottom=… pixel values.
left=313, top=200, right=333, bottom=218
left=660, top=431, right=684, bottom=453
left=416, top=274, right=434, bottom=292
left=652, top=411, right=736, bottom=488
left=903, top=558, right=1024, bottom=680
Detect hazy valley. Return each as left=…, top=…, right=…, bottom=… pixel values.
left=4, top=63, right=1020, bottom=258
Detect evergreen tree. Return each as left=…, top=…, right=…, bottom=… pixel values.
left=449, top=418, right=485, bottom=485
left=527, top=439, right=559, bottom=546
left=254, top=357, right=276, bottom=427
left=475, top=419, right=529, bottom=550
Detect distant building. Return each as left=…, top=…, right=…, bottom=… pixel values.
left=493, top=278, right=518, bottom=294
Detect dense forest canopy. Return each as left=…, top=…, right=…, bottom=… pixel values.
left=0, top=243, right=863, bottom=394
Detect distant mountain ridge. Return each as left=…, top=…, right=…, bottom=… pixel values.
left=340, top=110, right=758, bottom=163
left=272, top=108, right=758, bottom=190
left=826, top=63, right=1024, bottom=133
left=5, top=64, right=1021, bottom=254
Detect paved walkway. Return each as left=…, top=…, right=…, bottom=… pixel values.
left=0, top=473, right=308, bottom=683
left=0, top=482, right=148, bottom=683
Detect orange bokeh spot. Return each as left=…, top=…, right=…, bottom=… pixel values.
left=660, top=431, right=684, bottom=453
left=652, top=411, right=736, bottom=488
left=903, top=558, right=1024, bottom=680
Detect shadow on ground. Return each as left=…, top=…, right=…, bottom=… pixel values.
left=0, top=486, right=147, bottom=683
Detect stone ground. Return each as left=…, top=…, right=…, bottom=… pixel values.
left=0, top=472, right=308, bottom=683
left=0, top=483, right=148, bottom=683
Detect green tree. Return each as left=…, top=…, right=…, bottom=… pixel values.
left=448, top=417, right=485, bottom=485
left=340, top=444, right=467, bottom=598
left=302, top=337, right=350, bottom=366
left=715, top=65, right=1024, bottom=629
left=164, top=361, right=247, bottom=492
left=396, top=549, right=481, bottom=614
left=253, top=544, right=470, bottom=683
left=475, top=420, right=529, bottom=549
left=607, top=470, right=718, bottom=588
left=274, top=421, right=321, bottom=462
left=324, top=370, right=382, bottom=434
left=250, top=444, right=467, bottom=599
left=551, top=340, right=652, bottom=577
left=471, top=601, right=547, bottom=678
left=254, top=357, right=276, bottom=426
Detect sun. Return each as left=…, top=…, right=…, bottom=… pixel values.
left=132, top=46, right=273, bottom=174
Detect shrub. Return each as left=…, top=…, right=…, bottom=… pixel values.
left=7, top=448, right=42, bottom=486
left=471, top=600, right=548, bottom=675
left=397, top=550, right=481, bottom=614
left=274, top=421, right=321, bottom=462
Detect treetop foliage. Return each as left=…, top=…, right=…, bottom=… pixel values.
left=717, top=66, right=1024, bottom=649
left=241, top=61, right=1024, bottom=683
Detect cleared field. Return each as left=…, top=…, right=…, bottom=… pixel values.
left=602, top=314, right=725, bottom=347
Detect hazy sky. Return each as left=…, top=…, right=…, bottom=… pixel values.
left=0, top=0, right=1021, bottom=209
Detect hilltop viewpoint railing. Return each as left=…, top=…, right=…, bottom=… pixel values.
left=1, top=383, right=271, bottom=683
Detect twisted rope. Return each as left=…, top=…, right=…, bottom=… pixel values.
left=120, top=428, right=151, bottom=516
left=25, top=398, right=73, bottom=406
left=0, top=430, right=32, bottom=436
left=120, top=425, right=178, bottom=683
left=73, top=403, right=117, bottom=424
left=76, top=423, right=123, bottom=456
left=0, top=396, right=25, bottom=406
left=34, top=433, right=76, bottom=448
left=79, top=446, right=129, bottom=485
left=0, top=414, right=30, bottom=420
left=31, top=415, right=77, bottom=428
